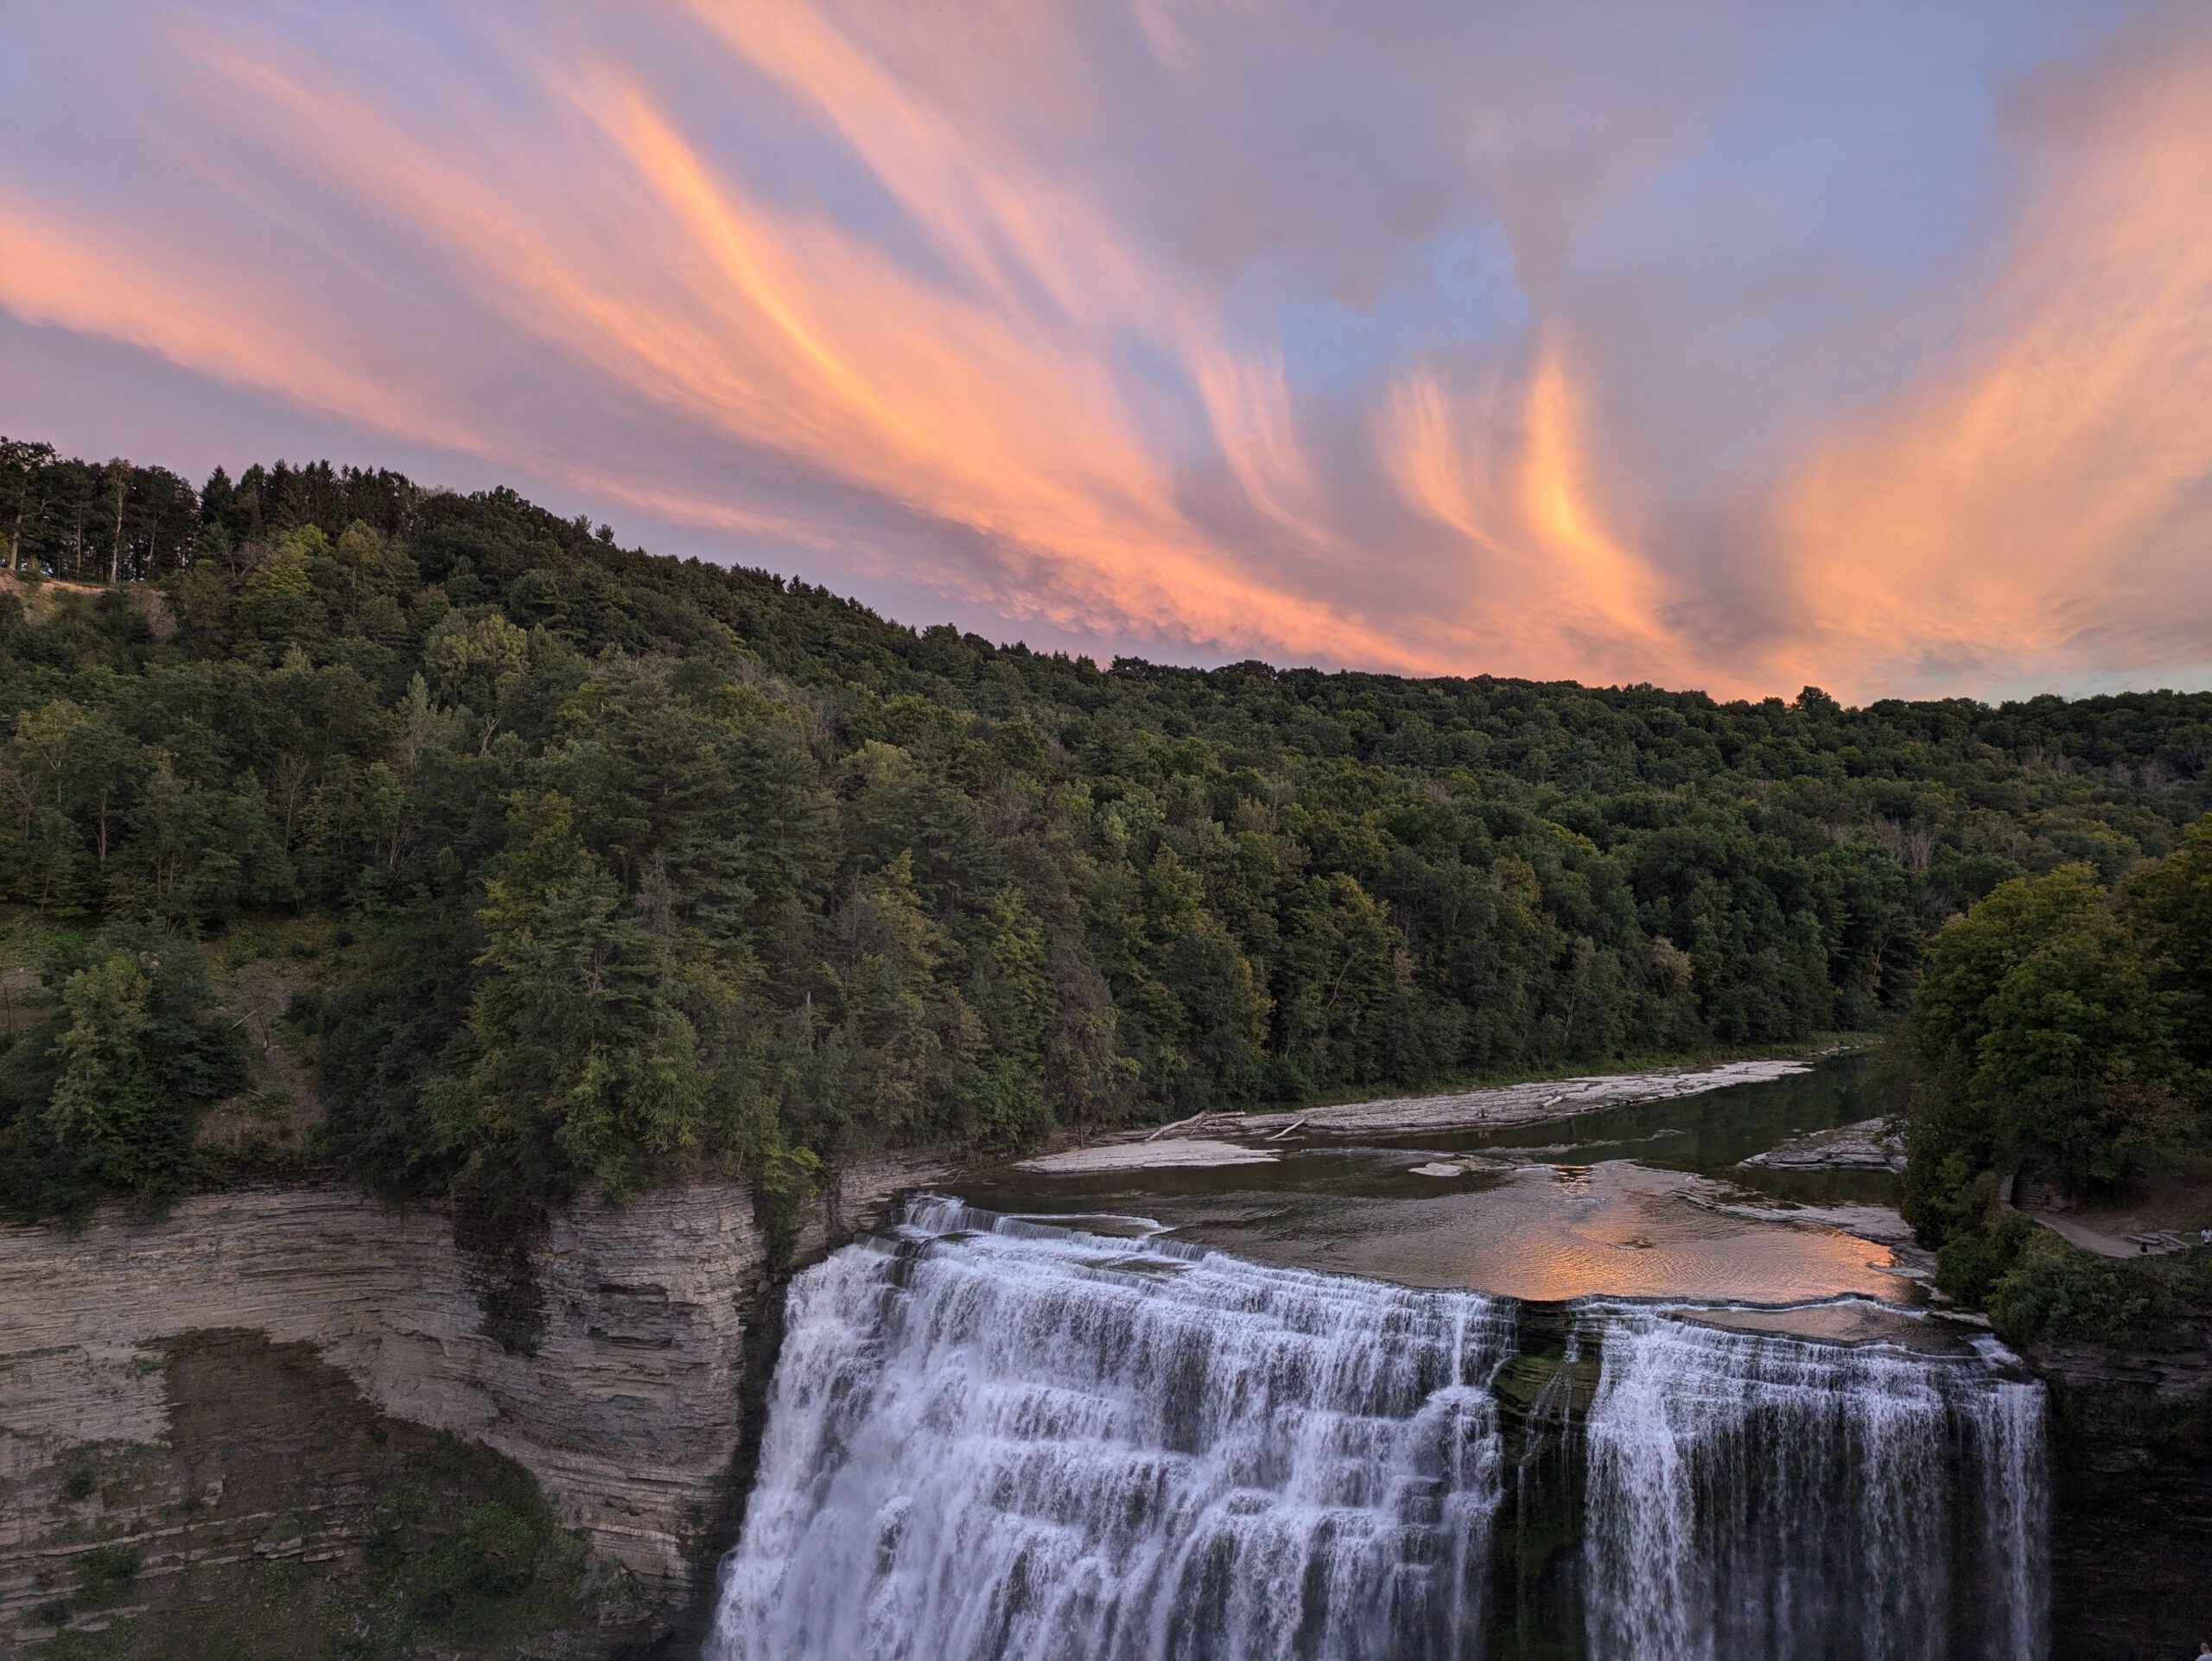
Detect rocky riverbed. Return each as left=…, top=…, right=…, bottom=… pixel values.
left=1023, top=1057, right=1818, bottom=1173
left=1738, top=1115, right=1906, bottom=1171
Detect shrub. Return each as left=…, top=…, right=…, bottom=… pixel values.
left=1988, top=1230, right=2177, bottom=1346
left=284, top=984, right=327, bottom=1034
left=1933, top=1208, right=2034, bottom=1304
left=73, top=1543, right=142, bottom=1596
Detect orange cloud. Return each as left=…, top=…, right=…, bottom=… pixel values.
left=1519, top=349, right=1683, bottom=666
left=0, top=4, right=1794, bottom=690
left=1773, top=17, right=2212, bottom=693
left=124, top=15, right=1437, bottom=675
left=0, top=188, right=465, bottom=455
left=1385, top=347, right=1691, bottom=683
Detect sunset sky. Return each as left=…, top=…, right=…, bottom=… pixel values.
left=5, top=2, right=2209, bottom=703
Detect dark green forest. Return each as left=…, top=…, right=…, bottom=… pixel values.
left=4, top=436, right=2210, bottom=1241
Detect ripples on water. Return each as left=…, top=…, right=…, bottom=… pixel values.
left=1069, top=1160, right=1910, bottom=1306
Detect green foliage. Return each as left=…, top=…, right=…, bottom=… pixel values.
left=1899, top=832, right=2212, bottom=1339
left=1932, top=1205, right=2035, bottom=1306
left=73, top=1544, right=143, bottom=1598
left=799, top=851, right=975, bottom=1149
left=428, top=791, right=709, bottom=1202
left=2122, top=814, right=2212, bottom=1071
left=1986, top=1230, right=2191, bottom=1348
left=382, top=1499, right=585, bottom=1637
left=0, top=926, right=247, bottom=1217
left=5, top=431, right=2212, bottom=1225
left=1907, top=864, right=2188, bottom=1201
left=1903, top=840, right=2212, bottom=1262
left=358, top=1442, right=589, bottom=1650
left=48, top=946, right=159, bottom=1186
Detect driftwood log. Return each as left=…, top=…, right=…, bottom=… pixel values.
left=1142, top=1111, right=1245, bottom=1142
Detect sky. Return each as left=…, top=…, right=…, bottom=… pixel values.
left=3, top=2, right=2209, bottom=703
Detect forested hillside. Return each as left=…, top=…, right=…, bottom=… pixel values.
left=4, top=437, right=2210, bottom=1230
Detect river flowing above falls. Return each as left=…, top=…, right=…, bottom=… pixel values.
left=955, top=1052, right=1918, bottom=1308
left=708, top=1200, right=2048, bottom=1661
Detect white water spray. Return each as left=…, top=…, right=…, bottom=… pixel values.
left=1581, top=1306, right=2047, bottom=1660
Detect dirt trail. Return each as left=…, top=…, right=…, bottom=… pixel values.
left=2030, top=1212, right=2187, bottom=1258
left=0, top=569, right=175, bottom=635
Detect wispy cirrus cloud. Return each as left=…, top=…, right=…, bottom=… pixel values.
left=1773, top=10, right=2212, bottom=692
left=1, top=0, right=2206, bottom=700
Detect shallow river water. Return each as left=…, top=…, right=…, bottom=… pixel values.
left=960, top=1053, right=1921, bottom=1317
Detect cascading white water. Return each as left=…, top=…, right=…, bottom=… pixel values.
left=1580, top=1307, right=2048, bottom=1661
left=709, top=1199, right=1516, bottom=1661
left=709, top=1201, right=2050, bottom=1661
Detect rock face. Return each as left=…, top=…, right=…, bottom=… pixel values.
left=2028, top=1339, right=2212, bottom=1661
left=10, top=1161, right=2202, bottom=1658
left=0, top=1161, right=946, bottom=1658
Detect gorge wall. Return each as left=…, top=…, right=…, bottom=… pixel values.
left=0, top=1159, right=944, bottom=1659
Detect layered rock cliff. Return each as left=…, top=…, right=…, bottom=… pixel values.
left=0, top=1160, right=944, bottom=1658
left=2030, top=1337, right=2212, bottom=1660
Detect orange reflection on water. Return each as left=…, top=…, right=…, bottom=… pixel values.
left=1246, top=1162, right=1906, bottom=1308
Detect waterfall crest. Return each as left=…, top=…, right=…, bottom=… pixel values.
left=711, top=1200, right=1515, bottom=1661
left=709, top=1200, right=2048, bottom=1661
left=1580, top=1306, right=2047, bottom=1661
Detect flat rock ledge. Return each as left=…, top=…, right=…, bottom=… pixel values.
left=1018, top=1138, right=1280, bottom=1174
left=1739, top=1117, right=1905, bottom=1171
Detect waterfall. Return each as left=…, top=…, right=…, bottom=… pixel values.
left=710, top=1200, right=1516, bottom=1661
left=1580, top=1307, right=2048, bottom=1661
left=709, top=1201, right=2049, bottom=1661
